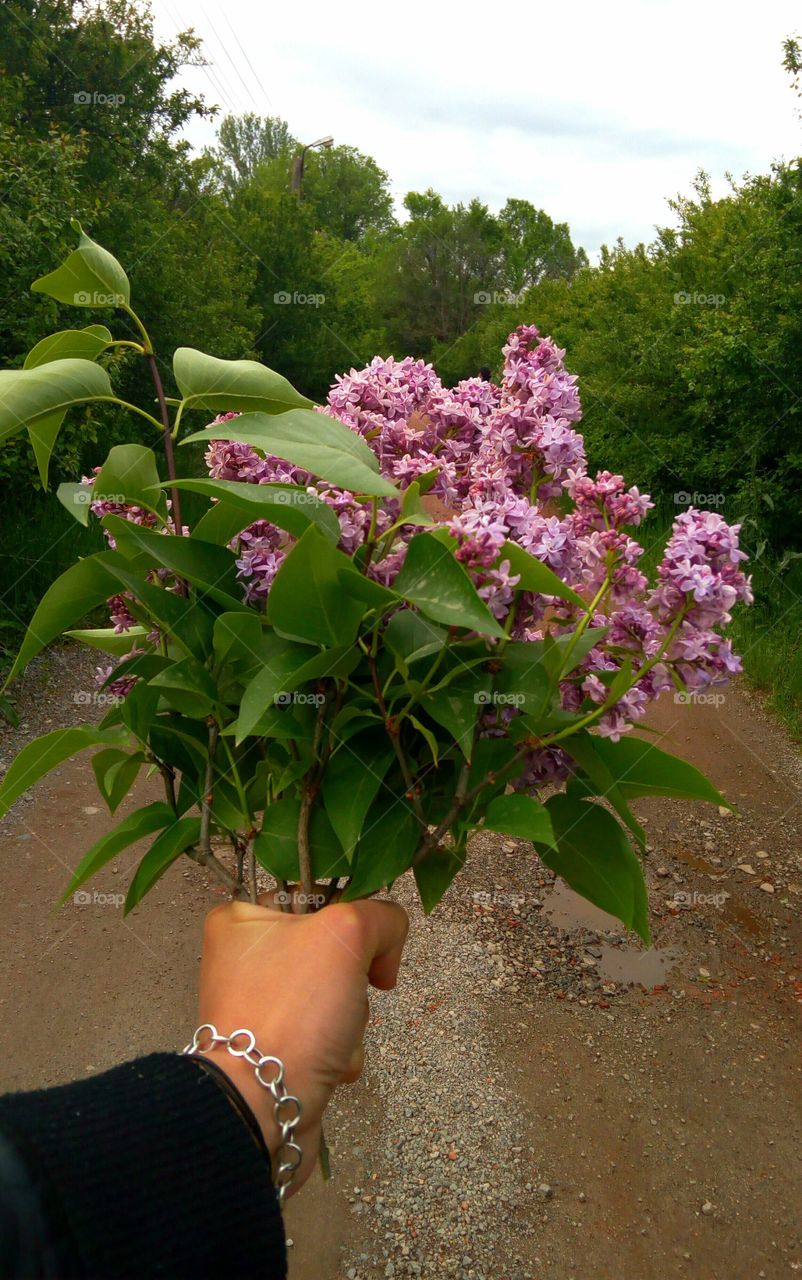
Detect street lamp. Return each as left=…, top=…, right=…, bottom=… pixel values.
left=290, top=135, right=334, bottom=197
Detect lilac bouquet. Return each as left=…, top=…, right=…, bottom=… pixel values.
left=0, top=228, right=750, bottom=942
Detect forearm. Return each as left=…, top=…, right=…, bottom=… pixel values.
left=0, top=1053, right=286, bottom=1280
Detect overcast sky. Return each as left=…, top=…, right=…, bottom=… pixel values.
left=152, top=0, right=801, bottom=259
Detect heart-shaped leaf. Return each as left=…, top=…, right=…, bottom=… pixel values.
left=184, top=409, right=398, bottom=498
left=32, top=222, right=130, bottom=308
left=173, top=348, right=311, bottom=414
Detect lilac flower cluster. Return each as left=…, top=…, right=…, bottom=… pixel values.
left=79, top=326, right=750, bottom=785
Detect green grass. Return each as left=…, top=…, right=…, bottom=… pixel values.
left=640, top=502, right=802, bottom=742
left=728, top=567, right=802, bottom=742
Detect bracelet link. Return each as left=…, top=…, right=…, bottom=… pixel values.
left=182, top=1023, right=302, bottom=1205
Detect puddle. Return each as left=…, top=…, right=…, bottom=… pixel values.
left=672, top=846, right=764, bottom=936
left=543, top=881, right=681, bottom=987
left=595, top=943, right=680, bottom=986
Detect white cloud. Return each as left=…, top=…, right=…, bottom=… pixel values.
left=153, top=0, right=802, bottom=257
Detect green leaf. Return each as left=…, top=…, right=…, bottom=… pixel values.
left=32, top=222, right=130, bottom=308
left=500, top=541, right=586, bottom=608
left=93, top=445, right=167, bottom=519
left=329, top=705, right=382, bottom=744
left=0, top=359, right=113, bottom=444
left=117, top=679, right=160, bottom=742
left=56, top=482, right=92, bottom=525
left=254, top=796, right=349, bottom=881
left=24, top=326, right=113, bottom=369
left=184, top=409, right=398, bottom=498
left=23, top=327, right=113, bottom=486
left=91, top=748, right=145, bottom=813
left=539, top=794, right=650, bottom=944
left=494, top=641, right=551, bottom=716
left=420, top=670, right=490, bottom=760
left=384, top=611, right=448, bottom=669
left=149, top=657, right=219, bottom=719
left=125, top=816, right=202, bottom=914
left=562, top=731, right=646, bottom=849
left=59, top=801, right=175, bottom=904
left=409, top=714, right=440, bottom=765
left=579, top=736, right=731, bottom=808
left=236, top=642, right=359, bottom=743
left=413, top=847, right=465, bottom=913
left=102, top=518, right=242, bottom=609
left=337, top=567, right=399, bottom=613
left=341, top=803, right=420, bottom=900
left=322, top=730, right=395, bottom=859
left=162, top=478, right=341, bottom=543
left=64, top=626, right=150, bottom=656
left=173, top=348, right=312, bottom=415
left=0, top=725, right=128, bottom=819
left=484, top=794, right=556, bottom=848
left=213, top=612, right=268, bottom=671
left=550, top=627, right=609, bottom=678
left=392, top=533, right=506, bottom=638
left=268, top=524, right=367, bottom=647
left=3, top=553, right=120, bottom=688
left=102, top=565, right=214, bottom=661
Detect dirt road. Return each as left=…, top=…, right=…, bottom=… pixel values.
left=0, top=646, right=799, bottom=1279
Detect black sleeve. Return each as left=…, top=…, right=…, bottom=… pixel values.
left=0, top=1053, right=286, bottom=1279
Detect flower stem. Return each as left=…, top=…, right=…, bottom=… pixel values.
left=145, top=351, right=184, bottom=538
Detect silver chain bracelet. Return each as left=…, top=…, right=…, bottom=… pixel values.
left=182, top=1023, right=303, bottom=1205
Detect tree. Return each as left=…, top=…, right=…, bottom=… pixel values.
left=301, top=145, right=394, bottom=241
left=498, top=198, right=588, bottom=290
left=207, top=113, right=296, bottom=197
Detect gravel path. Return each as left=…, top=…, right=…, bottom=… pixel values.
left=0, top=647, right=799, bottom=1279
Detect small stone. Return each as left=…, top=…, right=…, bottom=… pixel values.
left=737, top=864, right=755, bottom=875
left=578, top=1191, right=587, bottom=1202
left=701, top=1201, right=713, bottom=1215
left=501, top=840, right=516, bottom=853
left=656, top=866, right=669, bottom=878
left=759, top=882, right=775, bottom=894
left=538, top=1183, right=553, bottom=1199
left=755, top=850, right=770, bottom=859
left=717, top=806, right=732, bottom=817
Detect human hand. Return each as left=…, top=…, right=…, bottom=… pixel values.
left=196, top=896, right=409, bottom=1195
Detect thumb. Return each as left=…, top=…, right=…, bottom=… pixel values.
left=326, top=899, right=410, bottom=991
